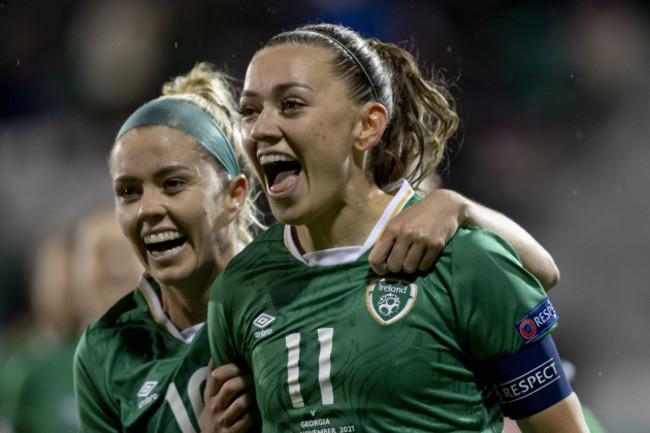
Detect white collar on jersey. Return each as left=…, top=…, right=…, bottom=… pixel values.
left=138, top=273, right=204, bottom=344
left=284, top=179, right=414, bottom=267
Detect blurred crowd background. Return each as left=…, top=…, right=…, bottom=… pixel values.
left=1, top=0, right=648, bottom=431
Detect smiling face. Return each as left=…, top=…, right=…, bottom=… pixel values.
left=239, top=43, right=366, bottom=228
left=110, top=126, right=233, bottom=290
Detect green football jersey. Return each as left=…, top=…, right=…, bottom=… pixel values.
left=74, top=273, right=210, bottom=433
left=208, top=180, right=555, bottom=432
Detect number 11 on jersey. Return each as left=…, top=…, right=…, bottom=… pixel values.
left=285, top=328, right=334, bottom=408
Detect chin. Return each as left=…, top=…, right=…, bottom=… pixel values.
left=268, top=201, right=306, bottom=226
left=149, top=266, right=191, bottom=287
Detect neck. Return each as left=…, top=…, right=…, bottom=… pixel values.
left=295, top=181, right=392, bottom=253
left=158, top=244, right=236, bottom=331
left=159, top=284, right=209, bottom=331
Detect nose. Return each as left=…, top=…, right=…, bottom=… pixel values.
left=137, top=187, right=165, bottom=222
left=248, top=106, right=281, bottom=145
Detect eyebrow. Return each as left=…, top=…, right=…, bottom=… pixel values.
left=113, top=165, right=195, bottom=184
left=240, top=81, right=314, bottom=98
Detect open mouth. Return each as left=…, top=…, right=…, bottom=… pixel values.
left=260, top=154, right=302, bottom=194
left=143, top=231, right=188, bottom=259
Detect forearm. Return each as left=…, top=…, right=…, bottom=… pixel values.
left=459, top=195, right=560, bottom=292
left=516, top=392, right=589, bottom=433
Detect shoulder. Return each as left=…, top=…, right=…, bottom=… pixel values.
left=75, top=289, right=144, bottom=360
left=209, top=224, right=287, bottom=330
left=251, top=222, right=285, bottom=241
left=85, top=289, right=141, bottom=333
left=436, top=228, right=552, bottom=358
left=444, top=226, right=522, bottom=271
left=450, top=225, right=517, bottom=254
left=445, top=226, right=537, bottom=285
left=217, top=223, right=286, bottom=280
left=240, top=223, right=285, bottom=254
left=437, top=225, right=547, bottom=314
left=236, top=223, right=283, bottom=253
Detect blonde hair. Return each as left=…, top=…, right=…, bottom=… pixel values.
left=160, top=62, right=264, bottom=245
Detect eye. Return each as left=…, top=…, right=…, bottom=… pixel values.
left=238, top=97, right=259, bottom=120
left=239, top=106, right=256, bottom=118
left=115, top=184, right=140, bottom=202
left=280, top=98, right=304, bottom=114
left=163, top=178, right=186, bottom=192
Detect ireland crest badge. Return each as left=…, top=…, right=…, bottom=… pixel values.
left=366, top=278, right=417, bottom=324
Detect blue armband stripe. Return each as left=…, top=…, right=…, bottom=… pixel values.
left=487, top=335, right=572, bottom=419
left=515, top=297, right=558, bottom=345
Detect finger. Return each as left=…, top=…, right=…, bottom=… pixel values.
left=216, top=373, right=255, bottom=410
left=203, top=359, right=216, bottom=398
left=417, top=245, right=443, bottom=272
left=203, top=377, right=255, bottom=432
left=369, top=255, right=388, bottom=275
left=224, top=414, right=253, bottom=433
left=226, top=406, right=261, bottom=433
left=368, top=233, right=395, bottom=275
left=385, top=237, right=412, bottom=274
left=211, top=362, right=244, bottom=383
left=220, top=389, right=257, bottom=427
left=401, top=242, right=426, bottom=273
left=206, top=362, right=243, bottom=400
left=414, top=226, right=454, bottom=272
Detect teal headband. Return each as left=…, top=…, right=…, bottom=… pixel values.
left=301, top=29, right=379, bottom=101
left=116, top=98, right=240, bottom=178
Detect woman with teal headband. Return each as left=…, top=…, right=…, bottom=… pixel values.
left=73, top=62, right=262, bottom=433
left=73, top=54, right=562, bottom=432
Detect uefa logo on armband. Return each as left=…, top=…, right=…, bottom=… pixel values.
left=518, top=319, right=537, bottom=340
left=366, top=278, right=417, bottom=325
left=515, top=298, right=558, bottom=344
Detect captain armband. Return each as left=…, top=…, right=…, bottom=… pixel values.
left=485, top=335, right=572, bottom=419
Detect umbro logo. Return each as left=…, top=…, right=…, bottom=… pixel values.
left=137, top=381, right=157, bottom=397
left=137, top=381, right=159, bottom=409
left=253, top=313, right=276, bottom=329
left=253, top=313, right=275, bottom=339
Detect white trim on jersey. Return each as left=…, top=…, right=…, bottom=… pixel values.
left=284, top=179, right=414, bottom=267
left=137, top=273, right=204, bottom=343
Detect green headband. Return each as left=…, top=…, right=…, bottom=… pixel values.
left=301, top=29, right=379, bottom=101
left=116, top=98, right=240, bottom=178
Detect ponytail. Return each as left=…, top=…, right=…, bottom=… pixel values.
left=163, top=62, right=265, bottom=244
left=367, top=39, right=459, bottom=188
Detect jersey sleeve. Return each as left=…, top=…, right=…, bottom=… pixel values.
left=207, top=272, right=240, bottom=368
left=449, top=227, right=556, bottom=361
left=73, top=331, right=122, bottom=433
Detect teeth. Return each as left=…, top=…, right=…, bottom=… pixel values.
left=149, top=245, right=183, bottom=258
left=143, top=231, right=183, bottom=245
left=259, top=154, right=294, bottom=165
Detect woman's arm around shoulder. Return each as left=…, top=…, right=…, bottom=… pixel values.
left=369, top=188, right=560, bottom=292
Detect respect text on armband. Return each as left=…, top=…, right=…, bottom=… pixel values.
left=492, top=358, right=560, bottom=403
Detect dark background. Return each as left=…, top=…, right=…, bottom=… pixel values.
left=1, top=0, right=648, bottom=430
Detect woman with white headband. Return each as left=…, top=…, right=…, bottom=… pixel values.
left=208, top=23, right=587, bottom=432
